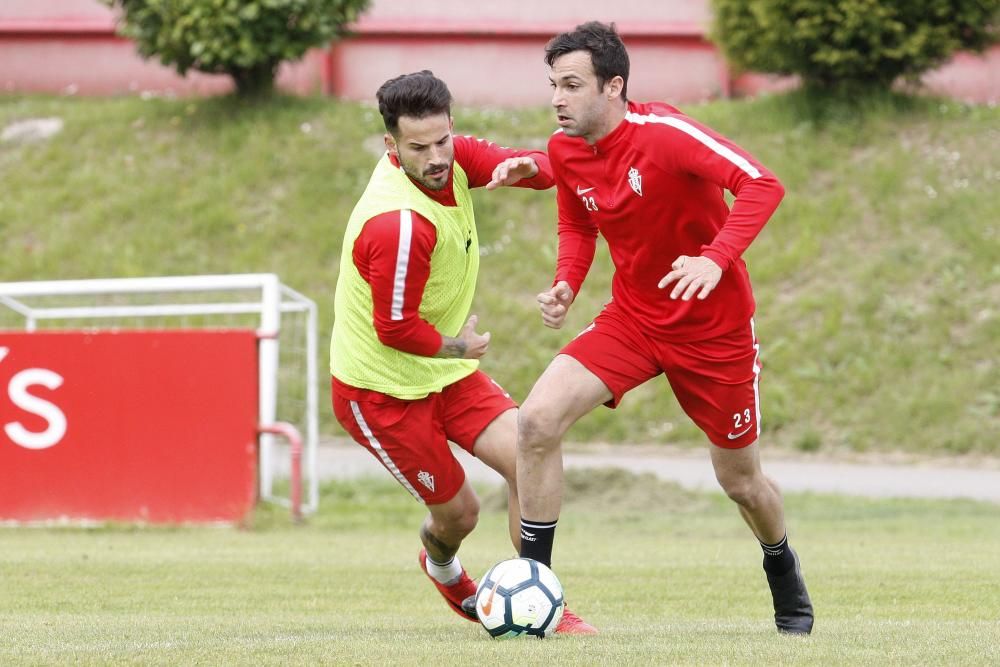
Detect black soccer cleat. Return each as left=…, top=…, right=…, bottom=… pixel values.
left=461, top=594, right=478, bottom=620
left=766, top=547, right=814, bottom=635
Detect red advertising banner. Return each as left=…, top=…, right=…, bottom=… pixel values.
left=0, top=330, right=259, bottom=523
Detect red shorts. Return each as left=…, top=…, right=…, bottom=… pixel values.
left=331, top=370, right=516, bottom=504
left=560, top=301, right=762, bottom=448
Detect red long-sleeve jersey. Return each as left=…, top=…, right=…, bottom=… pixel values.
left=550, top=100, right=784, bottom=341
left=352, top=135, right=553, bottom=357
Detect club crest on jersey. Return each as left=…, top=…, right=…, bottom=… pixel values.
left=628, top=166, right=643, bottom=197
left=417, top=470, right=435, bottom=492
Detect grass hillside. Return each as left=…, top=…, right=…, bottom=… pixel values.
left=1, top=92, right=997, bottom=455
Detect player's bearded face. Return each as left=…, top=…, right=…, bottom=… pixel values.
left=550, top=51, right=615, bottom=143
left=388, top=113, right=455, bottom=191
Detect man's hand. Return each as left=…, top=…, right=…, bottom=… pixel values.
left=537, top=281, right=574, bottom=329
left=436, top=314, right=491, bottom=359
left=658, top=255, right=723, bottom=301
left=485, top=156, right=539, bottom=190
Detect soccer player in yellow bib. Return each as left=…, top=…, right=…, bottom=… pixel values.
left=330, top=71, right=593, bottom=633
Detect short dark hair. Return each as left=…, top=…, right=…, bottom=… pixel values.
left=375, top=70, right=453, bottom=135
left=544, top=21, right=629, bottom=100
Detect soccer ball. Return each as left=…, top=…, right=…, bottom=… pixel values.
left=474, top=558, right=564, bottom=639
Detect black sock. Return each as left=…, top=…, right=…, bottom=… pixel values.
left=760, top=535, right=795, bottom=575
left=519, top=518, right=557, bottom=567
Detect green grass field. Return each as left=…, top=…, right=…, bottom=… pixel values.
left=2, top=474, right=998, bottom=665
left=1, top=92, right=997, bottom=455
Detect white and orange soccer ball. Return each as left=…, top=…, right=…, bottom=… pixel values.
left=473, top=558, right=564, bottom=639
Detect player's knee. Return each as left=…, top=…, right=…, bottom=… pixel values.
left=451, top=495, right=481, bottom=535
left=453, top=503, right=479, bottom=536
left=436, top=511, right=478, bottom=540
left=716, top=473, right=760, bottom=508
left=432, top=494, right=480, bottom=539
left=517, top=405, right=560, bottom=451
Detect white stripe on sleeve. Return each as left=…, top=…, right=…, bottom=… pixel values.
left=390, top=209, right=413, bottom=321
left=625, top=111, right=762, bottom=179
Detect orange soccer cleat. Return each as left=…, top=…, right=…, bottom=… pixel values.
left=418, top=549, right=478, bottom=622
left=555, top=605, right=598, bottom=635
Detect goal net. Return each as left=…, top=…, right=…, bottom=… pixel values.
left=0, top=274, right=319, bottom=516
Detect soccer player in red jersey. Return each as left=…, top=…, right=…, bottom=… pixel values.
left=330, top=71, right=592, bottom=632
left=516, top=23, right=814, bottom=634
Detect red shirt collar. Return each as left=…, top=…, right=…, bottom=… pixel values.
left=592, top=101, right=637, bottom=154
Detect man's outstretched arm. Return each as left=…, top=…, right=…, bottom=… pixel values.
left=455, top=135, right=554, bottom=190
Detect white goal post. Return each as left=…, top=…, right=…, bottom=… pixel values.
left=0, top=273, right=319, bottom=516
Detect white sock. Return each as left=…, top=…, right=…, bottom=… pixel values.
left=425, top=554, right=463, bottom=584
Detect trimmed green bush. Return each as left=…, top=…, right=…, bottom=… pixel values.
left=104, top=0, right=370, bottom=96
left=711, top=0, right=1000, bottom=92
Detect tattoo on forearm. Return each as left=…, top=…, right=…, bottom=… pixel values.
left=436, top=336, right=467, bottom=359
left=421, top=524, right=459, bottom=562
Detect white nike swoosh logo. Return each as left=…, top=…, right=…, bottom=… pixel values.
left=727, top=425, right=753, bottom=440
left=576, top=186, right=595, bottom=195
